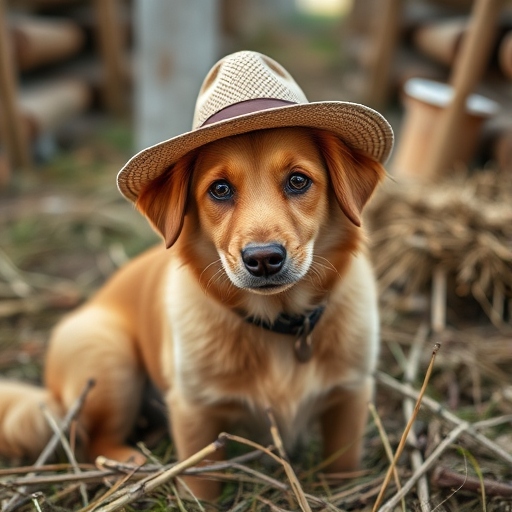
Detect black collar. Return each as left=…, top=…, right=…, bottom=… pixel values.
left=242, top=305, right=325, bottom=363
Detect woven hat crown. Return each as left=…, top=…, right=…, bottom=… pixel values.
left=193, top=51, right=308, bottom=128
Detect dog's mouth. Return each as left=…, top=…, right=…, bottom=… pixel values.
left=246, top=281, right=296, bottom=295
left=226, top=268, right=300, bottom=295
left=257, top=283, right=282, bottom=289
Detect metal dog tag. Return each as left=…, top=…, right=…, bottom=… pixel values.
left=294, top=333, right=313, bottom=363
left=294, top=317, right=314, bottom=363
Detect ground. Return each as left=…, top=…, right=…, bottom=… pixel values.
left=0, top=118, right=511, bottom=512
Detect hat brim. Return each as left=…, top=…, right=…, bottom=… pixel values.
left=117, top=101, right=394, bottom=202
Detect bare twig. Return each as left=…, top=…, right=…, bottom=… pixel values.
left=257, top=496, right=290, bottom=512
left=1, top=450, right=263, bottom=489
left=329, top=475, right=385, bottom=505
left=0, top=248, right=33, bottom=297
left=30, top=492, right=44, bottom=512
left=41, top=404, right=88, bottom=507
left=431, top=267, right=447, bottom=334
left=431, top=466, right=512, bottom=498
left=376, top=371, right=512, bottom=466
left=173, top=477, right=206, bottom=512
left=473, top=414, right=512, bottom=429
left=266, top=408, right=312, bottom=512
left=37, top=379, right=96, bottom=467
left=3, top=379, right=95, bottom=512
left=378, top=423, right=468, bottom=512
left=93, top=438, right=225, bottom=512
left=219, top=432, right=330, bottom=509
left=0, top=463, right=95, bottom=477
left=368, top=403, right=405, bottom=512
left=230, top=462, right=288, bottom=492
left=78, top=466, right=139, bottom=512
left=403, top=322, right=431, bottom=512
left=373, top=343, right=440, bottom=511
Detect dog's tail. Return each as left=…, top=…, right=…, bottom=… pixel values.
left=0, top=380, right=63, bottom=460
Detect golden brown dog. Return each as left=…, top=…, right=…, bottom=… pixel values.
left=0, top=126, right=385, bottom=499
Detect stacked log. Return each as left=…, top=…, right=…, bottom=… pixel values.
left=0, top=1, right=129, bottom=175
left=9, top=16, right=85, bottom=71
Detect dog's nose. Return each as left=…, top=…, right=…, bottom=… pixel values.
left=242, top=244, right=286, bottom=277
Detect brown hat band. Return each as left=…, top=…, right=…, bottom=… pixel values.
left=201, top=98, right=297, bottom=126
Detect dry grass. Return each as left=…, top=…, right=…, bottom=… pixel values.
left=1, top=123, right=512, bottom=511
left=367, top=171, right=512, bottom=328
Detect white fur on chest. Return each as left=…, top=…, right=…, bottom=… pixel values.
left=161, top=253, right=379, bottom=445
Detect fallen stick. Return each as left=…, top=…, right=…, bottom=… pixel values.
left=0, top=463, right=94, bottom=477
left=431, top=266, right=447, bottom=334
left=41, top=404, right=88, bottom=507
left=93, top=438, right=225, bottom=512
left=368, top=402, right=405, bottom=512
left=220, top=432, right=329, bottom=509
left=36, top=379, right=96, bottom=468
left=431, top=466, right=512, bottom=498
left=402, top=322, right=431, bottom=512
left=1, top=450, right=263, bottom=488
left=376, top=371, right=512, bottom=467
left=266, top=408, right=312, bottom=512
left=378, top=423, right=468, bottom=512
left=372, top=343, right=441, bottom=511
left=3, top=379, right=95, bottom=512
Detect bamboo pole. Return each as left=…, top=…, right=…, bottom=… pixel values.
left=422, top=0, right=502, bottom=180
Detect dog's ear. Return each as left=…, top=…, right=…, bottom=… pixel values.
left=315, top=130, right=386, bottom=227
left=136, top=154, right=194, bottom=248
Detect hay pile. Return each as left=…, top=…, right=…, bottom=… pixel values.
left=367, top=170, right=512, bottom=324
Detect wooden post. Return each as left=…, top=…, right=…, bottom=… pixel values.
left=422, top=0, right=502, bottom=180
left=365, top=0, right=403, bottom=109
left=135, top=0, right=219, bottom=151
left=94, top=0, right=127, bottom=116
left=0, top=0, right=31, bottom=170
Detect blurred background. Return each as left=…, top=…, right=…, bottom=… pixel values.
left=2, top=0, right=510, bottom=339
left=1, top=1, right=511, bottom=510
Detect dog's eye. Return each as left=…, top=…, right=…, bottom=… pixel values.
left=209, top=180, right=234, bottom=200
left=286, top=173, right=311, bottom=193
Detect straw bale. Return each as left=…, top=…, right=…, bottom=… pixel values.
left=366, top=171, right=512, bottom=320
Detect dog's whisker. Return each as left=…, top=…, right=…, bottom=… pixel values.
left=207, top=271, right=236, bottom=302
left=209, top=269, right=237, bottom=302
left=199, top=259, right=223, bottom=289
left=210, top=271, right=227, bottom=290
left=306, top=268, right=327, bottom=292
left=205, top=267, right=226, bottom=295
left=313, top=255, right=342, bottom=279
left=220, top=277, right=237, bottom=302
left=309, top=263, right=327, bottom=280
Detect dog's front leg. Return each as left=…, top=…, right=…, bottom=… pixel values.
left=320, top=377, right=373, bottom=473
left=167, top=390, right=226, bottom=501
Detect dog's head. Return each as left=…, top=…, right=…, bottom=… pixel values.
left=136, top=127, right=385, bottom=297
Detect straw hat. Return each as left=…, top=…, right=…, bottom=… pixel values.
left=118, top=51, right=394, bottom=202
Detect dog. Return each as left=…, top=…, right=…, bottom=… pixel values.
left=0, top=51, right=393, bottom=500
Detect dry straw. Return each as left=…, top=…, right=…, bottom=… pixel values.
left=367, top=170, right=512, bottom=324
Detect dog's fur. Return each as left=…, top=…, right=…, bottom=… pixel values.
left=0, top=127, right=385, bottom=499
